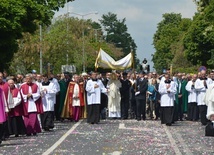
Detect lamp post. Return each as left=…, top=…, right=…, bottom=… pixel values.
left=93, top=28, right=102, bottom=42
left=39, top=25, right=43, bottom=74
left=69, top=11, right=98, bottom=73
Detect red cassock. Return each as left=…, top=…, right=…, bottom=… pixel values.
left=20, top=83, right=43, bottom=116
left=0, top=82, right=9, bottom=101
left=8, top=88, right=24, bottom=117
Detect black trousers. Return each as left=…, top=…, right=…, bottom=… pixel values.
left=40, top=111, right=54, bottom=129
left=187, top=102, right=198, bottom=121
left=136, top=98, right=146, bottom=120
left=8, top=116, right=26, bottom=135
left=87, top=104, right=100, bottom=124
left=155, top=102, right=160, bottom=119
left=130, top=99, right=136, bottom=119
left=177, top=97, right=183, bottom=120
left=199, top=105, right=208, bottom=125
left=121, top=97, right=129, bottom=119
left=55, top=93, right=61, bottom=120
left=0, top=124, right=3, bottom=142
left=161, top=106, right=174, bottom=124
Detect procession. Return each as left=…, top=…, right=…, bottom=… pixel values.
left=0, top=65, right=214, bottom=146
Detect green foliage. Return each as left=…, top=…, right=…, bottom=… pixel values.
left=0, top=0, right=73, bottom=72
left=9, top=16, right=123, bottom=74
left=152, top=13, right=198, bottom=74
left=153, top=13, right=183, bottom=73
left=184, top=0, right=214, bottom=68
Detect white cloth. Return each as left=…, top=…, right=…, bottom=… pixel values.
left=158, top=81, right=177, bottom=107
left=8, top=90, right=21, bottom=109
left=204, top=84, right=214, bottom=120
left=95, top=48, right=133, bottom=70
left=195, top=78, right=212, bottom=105
left=21, top=86, right=41, bottom=113
left=36, top=81, right=43, bottom=92
left=72, top=83, right=80, bottom=107
left=50, top=78, right=60, bottom=93
left=185, top=80, right=197, bottom=103
left=86, top=79, right=107, bottom=105
left=107, top=80, right=121, bottom=117
left=41, top=83, right=57, bottom=112
left=49, top=78, right=60, bottom=104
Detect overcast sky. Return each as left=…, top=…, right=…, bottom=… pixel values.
left=54, top=0, right=197, bottom=70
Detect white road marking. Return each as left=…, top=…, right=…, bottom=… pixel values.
left=163, top=125, right=182, bottom=155
left=176, top=132, right=193, bottom=155
left=42, top=120, right=83, bottom=155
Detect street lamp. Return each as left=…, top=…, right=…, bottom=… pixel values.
left=93, top=28, right=102, bottom=42
left=39, top=25, right=42, bottom=74
left=68, top=11, right=98, bottom=73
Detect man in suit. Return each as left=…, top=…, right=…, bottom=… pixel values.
left=120, top=72, right=132, bottom=119
left=135, top=71, right=148, bottom=121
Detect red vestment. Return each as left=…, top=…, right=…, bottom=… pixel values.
left=20, top=83, right=43, bottom=116
left=8, top=88, right=24, bottom=117
left=61, top=82, right=85, bottom=118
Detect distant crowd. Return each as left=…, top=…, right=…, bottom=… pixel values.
left=0, top=68, right=214, bottom=144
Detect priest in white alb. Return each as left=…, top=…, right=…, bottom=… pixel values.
left=86, top=72, right=107, bottom=124
left=159, top=74, right=177, bottom=126
left=40, top=74, right=57, bottom=131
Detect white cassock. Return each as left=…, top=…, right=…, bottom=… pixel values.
left=204, top=83, right=214, bottom=120
left=185, top=80, right=197, bottom=103
left=41, top=83, right=57, bottom=112
left=195, top=78, right=213, bottom=106
left=86, top=79, right=107, bottom=105
left=159, top=81, right=177, bottom=107
left=107, top=80, right=121, bottom=117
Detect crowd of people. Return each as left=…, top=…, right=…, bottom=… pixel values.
left=0, top=68, right=214, bottom=144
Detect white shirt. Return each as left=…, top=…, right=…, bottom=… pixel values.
left=86, top=79, right=107, bottom=105
left=41, top=82, right=57, bottom=112
left=185, top=80, right=197, bottom=103
left=159, top=81, right=177, bottom=107
left=195, top=78, right=213, bottom=105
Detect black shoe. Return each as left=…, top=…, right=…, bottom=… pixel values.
left=15, top=134, right=19, bottom=137
left=166, top=123, right=172, bottom=126
left=44, top=127, right=50, bottom=131
left=26, top=134, right=31, bottom=136
left=33, top=133, right=37, bottom=136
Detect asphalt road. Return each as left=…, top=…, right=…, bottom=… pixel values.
left=0, top=119, right=214, bottom=155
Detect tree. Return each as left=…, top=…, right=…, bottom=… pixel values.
left=0, top=0, right=74, bottom=71
left=152, top=13, right=199, bottom=73
left=99, top=12, right=139, bottom=68
left=9, top=16, right=123, bottom=74
left=184, top=0, right=214, bottom=68
left=152, top=13, right=183, bottom=73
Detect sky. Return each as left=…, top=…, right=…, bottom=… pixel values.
left=54, top=0, right=197, bottom=71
